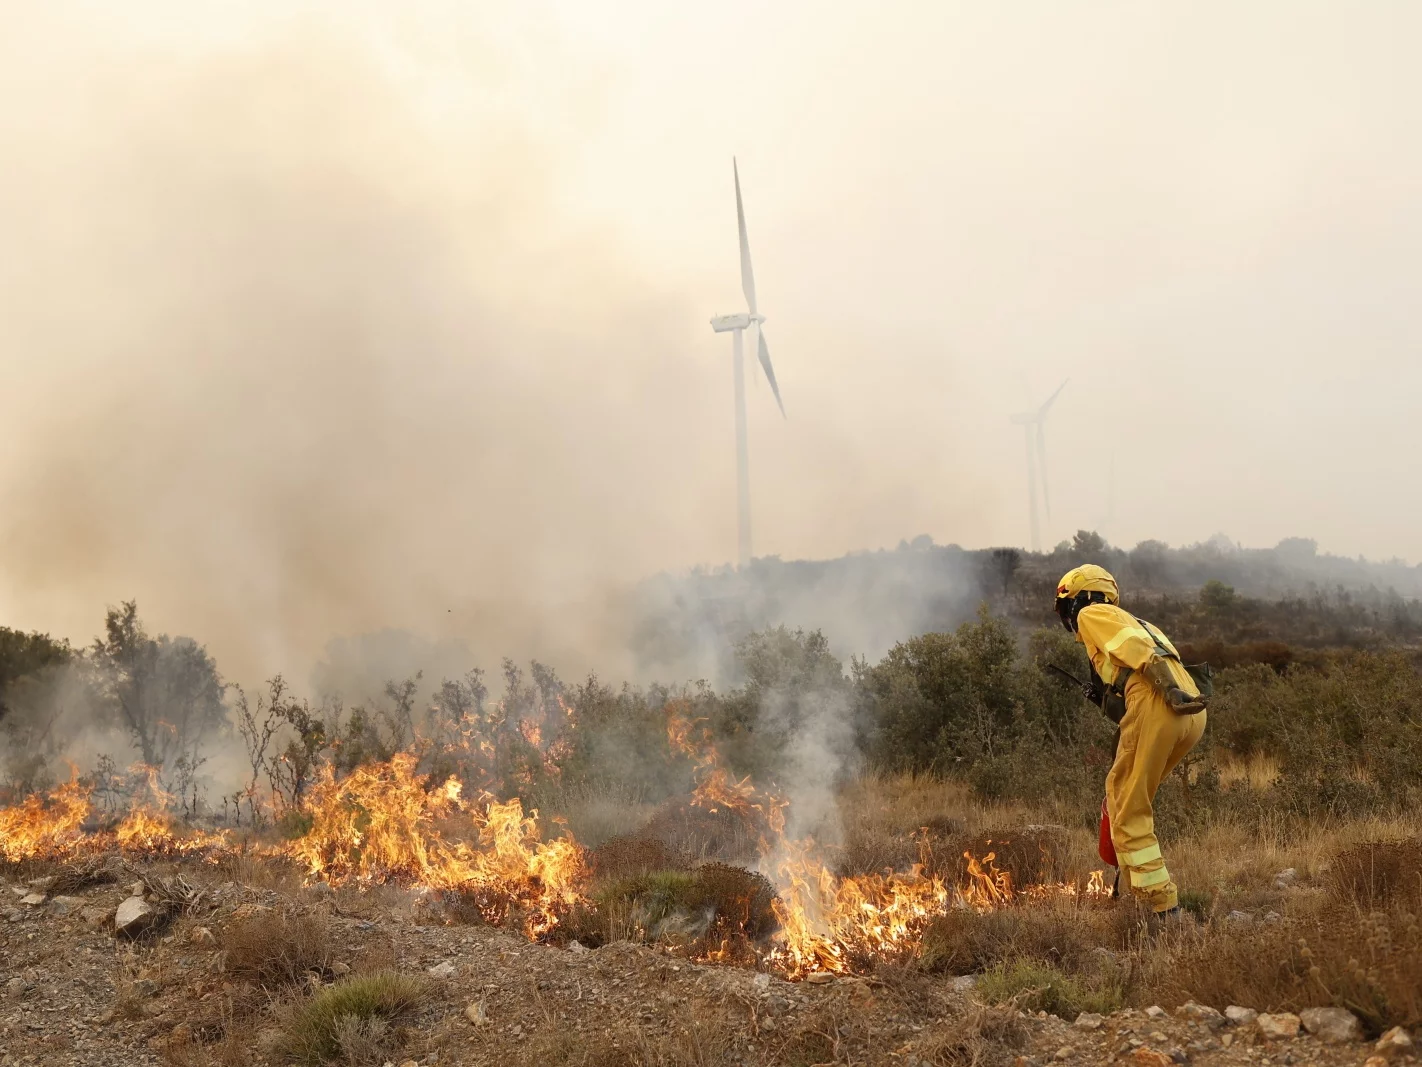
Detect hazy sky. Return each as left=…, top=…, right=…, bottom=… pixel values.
left=3, top=2, right=1420, bottom=681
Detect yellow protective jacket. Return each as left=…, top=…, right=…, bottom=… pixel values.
left=1075, top=603, right=1204, bottom=913
left=1075, top=605, right=1200, bottom=700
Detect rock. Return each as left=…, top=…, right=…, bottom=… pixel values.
left=81, top=906, right=115, bottom=927
left=752, top=972, right=771, bottom=991
left=189, top=926, right=215, bottom=944
left=1263, top=910, right=1282, bottom=924
left=951, top=975, right=977, bottom=992
left=426, top=961, right=457, bottom=980
left=805, top=971, right=834, bottom=985
left=1375, top=1026, right=1413, bottom=1058
left=132, top=978, right=159, bottom=998
left=27, top=876, right=55, bottom=891
left=304, top=881, right=334, bottom=900
left=48, top=895, right=84, bottom=917
left=3, top=908, right=22, bottom=923
left=1366, top=1057, right=1390, bottom=1067
left=760, top=1017, right=776, bottom=1033
left=1220, top=1034, right=1234, bottom=1048
left=1150, top=1032, right=1170, bottom=1043
left=1145, top=1006, right=1167, bottom=1019
left=1256, top=1013, right=1300, bottom=1040
left=1169, top=1050, right=1188, bottom=1064
left=1053, top=1046, right=1074, bottom=1061
left=398, top=1060, right=418, bottom=1067
left=1226, top=910, right=1254, bottom=925
left=19, top=893, right=46, bottom=907
left=1299, top=1007, right=1361, bottom=1044
left=5, top=977, right=28, bottom=997
left=1074, top=1013, right=1104, bottom=1031
left=114, top=896, right=158, bottom=937
left=567, top=940, right=588, bottom=954
left=129, top=881, right=145, bottom=897
left=1178, top=1002, right=1224, bottom=1028
left=1273, top=868, right=1298, bottom=888
left=1225, top=1006, right=1258, bottom=1026
left=331, top=961, right=351, bottom=976
left=464, top=998, right=488, bottom=1024
left=1131, top=1050, right=1173, bottom=1067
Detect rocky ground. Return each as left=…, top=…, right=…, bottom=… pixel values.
left=1, top=860, right=1414, bottom=1067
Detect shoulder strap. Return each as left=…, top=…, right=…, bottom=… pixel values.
left=1131, top=615, right=1178, bottom=660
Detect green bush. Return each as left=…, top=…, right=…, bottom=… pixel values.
left=281, top=970, right=426, bottom=1065
left=976, top=958, right=1125, bottom=1017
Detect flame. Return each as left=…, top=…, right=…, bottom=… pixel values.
left=0, top=778, right=92, bottom=861
left=284, top=753, right=585, bottom=936
left=0, top=709, right=1109, bottom=978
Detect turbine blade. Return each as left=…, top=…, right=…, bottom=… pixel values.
left=757, top=327, right=785, bottom=417
left=1038, top=377, right=1069, bottom=419
left=734, top=158, right=757, bottom=315
left=1036, top=422, right=1051, bottom=519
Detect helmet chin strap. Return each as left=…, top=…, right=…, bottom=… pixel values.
left=1057, top=589, right=1111, bottom=632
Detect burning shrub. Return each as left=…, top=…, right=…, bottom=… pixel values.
left=587, top=834, right=694, bottom=882
left=941, top=827, right=1071, bottom=888
left=222, top=910, right=334, bottom=988
left=279, top=970, right=426, bottom=1066
left=577, top=862, right=778, bottom=949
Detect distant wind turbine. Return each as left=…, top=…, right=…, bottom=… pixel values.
left=709, top=158, right=785, bottom=568
left=1009, top=379, right=1068, bottom=553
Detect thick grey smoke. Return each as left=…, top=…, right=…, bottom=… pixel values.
left=0, top=10, right=732, bottom=686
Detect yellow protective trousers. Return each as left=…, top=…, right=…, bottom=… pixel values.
left=1106, top=675, right=1206, bottom=912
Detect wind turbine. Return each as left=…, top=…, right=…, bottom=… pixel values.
left=710, top=159, right=785, bottom=568
left=1009, top=379, right=1068, bottom=553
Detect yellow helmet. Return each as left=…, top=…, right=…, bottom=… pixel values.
left=1055, top=564, right=1119, bottom=632
left=1056, top=564, right=1119, bottom=602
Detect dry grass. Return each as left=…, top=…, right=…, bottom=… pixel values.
left=910, top=1001, right=1027, bottom=1067
left=919, top=897, right=1137, bottom=976
left=1325, top=839, right=1422, bottom=909
left=1216, top=752, right=1280, bottom=791
left=222, top=909, right=334, bottom=988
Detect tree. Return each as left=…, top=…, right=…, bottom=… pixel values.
left=0, top=628, right=73, bottom=725
left=1072, top=530, right=1107, bottom=556
left=92, top=601, right=226, bottom=769
left=987, top=548, right=1022, bottom=601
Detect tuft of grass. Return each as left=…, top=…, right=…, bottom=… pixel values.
left=280, top=971, right=426, bottom=1065
left=976, top=958, right=1125, bottom=1018
left=919, top=899, right=1130, bottom=977
left=1177, top=887, right=1212, bottom=921
left=222, top=910, right=333, bottom=989
left=911, top=1001, right=1027, bottom=1067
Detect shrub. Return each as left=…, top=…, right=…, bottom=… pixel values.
left=1142, top=903, right=1422, bottom=1035
left=976, top=958, right=1125, bottom=1017
left=1325, top=840, right=1422, bottom=911
left=222, top=910, right=333, bottom=988
left=281, top=971, right=426, bottom=1065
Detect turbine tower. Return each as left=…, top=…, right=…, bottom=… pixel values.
left=1009, top=379, right=1068, bottom=553
left=710, top=159, right=785, bottom=568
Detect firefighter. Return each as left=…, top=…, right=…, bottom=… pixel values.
left=1055, top=564, right=1206, bottom=916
